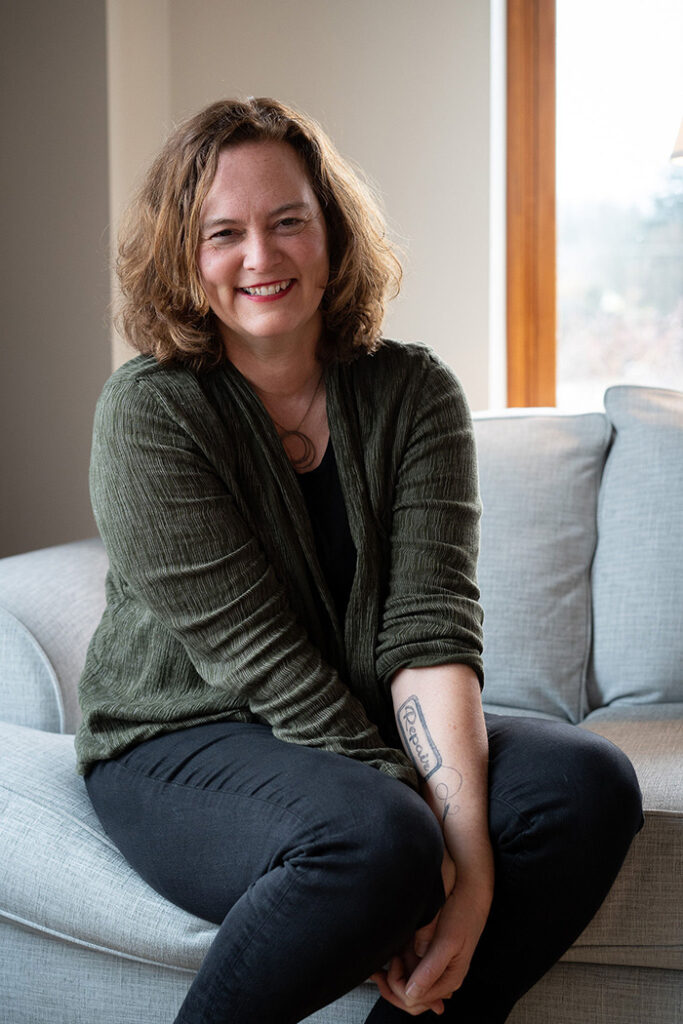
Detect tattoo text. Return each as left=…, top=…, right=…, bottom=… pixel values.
left=397, top=695, right=442, bottom=780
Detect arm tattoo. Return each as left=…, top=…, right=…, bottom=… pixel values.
left=397, top=695, right=442, bottom=780
left=397, top=695, right=463, bottom=822
left=435, top=773, right=463, bottom=822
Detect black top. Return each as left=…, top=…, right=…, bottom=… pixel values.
left=296, top=438, right=357, bottom=623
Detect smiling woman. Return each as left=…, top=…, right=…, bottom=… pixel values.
left=77, top=97, right=642, bottom=1024
left=197, top=142, right=330, bottom=366
left=116, top=97, right=400, bottom=372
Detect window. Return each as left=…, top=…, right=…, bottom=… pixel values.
left=556, top=0, right=683, bottom=409
left=507, top=0, right=683, bottom=408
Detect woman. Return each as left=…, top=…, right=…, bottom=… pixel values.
left=76, top=97, right=642, bottom=1024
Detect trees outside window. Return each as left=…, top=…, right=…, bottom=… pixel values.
left=507, top=0, right=683, bottom=409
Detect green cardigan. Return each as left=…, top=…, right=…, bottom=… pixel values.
left=75, top=339, right=484, bottom=787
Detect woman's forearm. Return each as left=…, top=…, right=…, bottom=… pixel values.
left=391, top=664, right=493, bottom=890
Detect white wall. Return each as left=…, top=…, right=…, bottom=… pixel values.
left=109, top=0, right=500, bottom=411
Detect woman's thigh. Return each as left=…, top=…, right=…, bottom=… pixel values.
left=85, top=720, right=444, bottom=927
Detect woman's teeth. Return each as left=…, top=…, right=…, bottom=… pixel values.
left=241, top=280, right=292, bottom=296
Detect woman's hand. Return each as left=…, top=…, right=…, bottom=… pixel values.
left=404, top=869, right=493, bottom=1010
left=370, top=849, right=458, bottom=1015
left=372, top=862, right=492, bottom=1015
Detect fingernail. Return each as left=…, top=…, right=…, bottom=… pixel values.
left=406, top=983, right=419, bottom=999
left=414, top=941, right=428, bottom=957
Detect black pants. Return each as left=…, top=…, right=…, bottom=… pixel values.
left=85, top=714, right=643, bottom=1024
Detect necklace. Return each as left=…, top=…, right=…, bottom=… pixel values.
left=262, top=370, right=324, bottom=471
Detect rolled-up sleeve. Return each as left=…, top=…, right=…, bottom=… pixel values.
left=375, top=354, right=485, bottom=689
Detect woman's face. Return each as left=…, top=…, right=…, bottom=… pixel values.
left=197, top=140, right=329, bottom=359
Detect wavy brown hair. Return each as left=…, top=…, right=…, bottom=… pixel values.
left=117, top=97, right=402, bottom=370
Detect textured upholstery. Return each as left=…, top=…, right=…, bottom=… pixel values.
left=0, top=538, right=108, bottom=732
left=2, top=922, right=195, bottom=1024
left=573, top=717, right=683, bottom=968
left=507, top=962, right=681, bottom=1024
left=474, top=410, right=611, bottom=722
left=1, top=917, right=378, bottom=1024
left=589, top=385, right=683, bottom=710
left=0, top=723, right=215, bottom=972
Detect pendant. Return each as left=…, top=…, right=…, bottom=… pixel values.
left=280, top=429, right=316, bottom=470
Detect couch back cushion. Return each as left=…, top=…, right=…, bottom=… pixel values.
left=589, top=385, right=683, bottom=709
left=473, top=411, right=612, bottom=721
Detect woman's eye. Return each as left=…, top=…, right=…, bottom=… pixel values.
left=277, top=217, right=304, bottom=231
left=206, top=227, right=244, bottom=245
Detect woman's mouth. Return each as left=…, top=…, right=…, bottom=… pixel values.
left=239, top=279, right=294, bottom=300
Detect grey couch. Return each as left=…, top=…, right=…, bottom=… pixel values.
left=1, top=384, right=681, bottom=1024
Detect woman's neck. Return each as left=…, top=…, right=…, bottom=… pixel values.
left=221, top=322, right=323, bottom=399
left=237, top=352, right=321, bottom=400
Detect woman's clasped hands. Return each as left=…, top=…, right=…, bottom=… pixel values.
left=371, top=848, right=493, bottom=1016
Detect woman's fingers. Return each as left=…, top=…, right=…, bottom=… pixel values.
left=405, top=953, right=462, bottom=1007
left=403, top=877, right=489, bottom=1008
left=370, top=971, right=431, bottom=1015
left=405, top=946, right=462, bottom=1006
left=371, top=961, right=445, bottom=1016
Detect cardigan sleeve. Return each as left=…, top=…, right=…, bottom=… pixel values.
left=89, top=375, right=417, bottom=787
left=375, top=351, right=485, bottom=689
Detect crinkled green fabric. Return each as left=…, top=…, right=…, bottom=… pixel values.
left=75, top=340, right=484, bottom=787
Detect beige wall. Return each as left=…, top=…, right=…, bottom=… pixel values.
left=106, top=0, right=171, bottom=368
left=110, top=0, right=501, bottom=410
left=0, top=0, right=111, bottom=558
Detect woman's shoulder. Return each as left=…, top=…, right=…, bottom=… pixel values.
left=100, top=353, right=196, bottom=396
left=362, top=337, right=435, bottom=370
left=348, top=338, right=466, bottom=399
left=93, top=357, right=250, bottom=464
left=96, top=354, right=212, bottom=421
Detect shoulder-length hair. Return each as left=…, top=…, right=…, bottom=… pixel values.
left=117, top=97, right=402, bottom=370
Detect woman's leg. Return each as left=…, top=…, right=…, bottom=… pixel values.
left=365, top=714, right=644, bottom=1024
left=85, top=721, right=445, bottom=1024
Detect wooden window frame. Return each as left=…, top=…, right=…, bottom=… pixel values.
left=506, top=0, right=556, bottom=407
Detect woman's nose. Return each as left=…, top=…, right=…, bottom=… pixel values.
left=243, top=230, right=281, bottom=271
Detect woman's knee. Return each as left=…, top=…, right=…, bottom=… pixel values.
left=488, top=716, right=643, bottom=861
left=566, top=728, right=643, bottom=850
left=339, top=774, right=445, bottom=927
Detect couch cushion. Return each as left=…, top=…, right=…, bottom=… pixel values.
left=0, top=539, right=108, bottom=732
left=589, top=385, right=683, bottom=710
left=473, top=411, right=611, bottom=722
left=1, top=917, right=378, bottom=1024
left=0, top=721, right=216, bottom=971
left=570, top=714, right=683, bottom=969
left=1, top=920, right=195, bottom=1024
left=507, top=962, right=682, bottom=1024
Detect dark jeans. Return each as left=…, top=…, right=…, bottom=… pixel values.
left=85, top=714, right=643, bottom=1024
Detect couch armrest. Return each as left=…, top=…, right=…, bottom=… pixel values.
left=0, top=539, right=108, bottom=733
